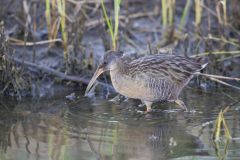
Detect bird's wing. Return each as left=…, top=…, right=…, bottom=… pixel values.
left=127, top=55, right=202, bottom=84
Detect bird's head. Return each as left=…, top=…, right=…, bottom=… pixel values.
left=85, top=50, right=123, bottom=96
left=99, top=50, right=123, bottom=71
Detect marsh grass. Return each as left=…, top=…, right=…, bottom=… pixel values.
left=101, top=0, right=121, bottom=51
left=222, top=0, right=228, bottom=25
left=45, top=0, right=52, bottom=40
left=45, top=0, right=68, bottom=68
left=179, top=0, right=191, bottom=30
left=159, top=0, right=176, bottom=46
left=194, top=0, right=202, bottom=27
left=212, top=106, right=232, bottom=160
left=0, top=22, right=29, bottom=99
left=161, top=0, right=175, bottom=27
left=216, top=0, right=228, bottom=26
left=57, top=0, right=68, bottom=68
left=161, top=0, right=167, bottom=26
left=213, top=138, right=230, bottom=160
left=213, top=107, right=231, bottom=141
left=192, top=50, right=240, bottom=57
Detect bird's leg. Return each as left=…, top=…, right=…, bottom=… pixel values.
left=143, top=101, right=153, bottom=113
left=174, top=99, right=188, bottom=111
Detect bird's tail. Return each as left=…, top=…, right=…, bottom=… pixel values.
left=195, top=57, right=209, bottom=70
left=201, top=62, right=208, bottom=70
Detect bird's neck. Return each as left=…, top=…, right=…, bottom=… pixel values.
left=110, top=58, right=128, bottom=75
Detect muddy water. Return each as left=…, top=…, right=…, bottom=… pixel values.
left=0, top=88, right=239, bottom=160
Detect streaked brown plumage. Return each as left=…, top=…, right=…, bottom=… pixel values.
left=85, top=51, right=207, bottom=112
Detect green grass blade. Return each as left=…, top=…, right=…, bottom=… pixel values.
left=114, top=0, right=121, bottom=41
left=213, top=110, right=222, bottom=141
left=101, top=0, right=115, bottom=49
left=45, top=0, right=51, bottom=40
left=195, top=0, right=202, bottom=26
left=57, top=0, right=68, bottom=65
left=168, top=0, right=175, bottom=25
left=221, top=0, right=227, bottom=25
left=221, top=112, right=231, bottom=139
left=179, top=0, right=191, bottom=29
left=161, top=0, right=167, bottom=26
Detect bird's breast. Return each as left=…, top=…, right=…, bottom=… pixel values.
left=110, top=70, right=155, bottom=101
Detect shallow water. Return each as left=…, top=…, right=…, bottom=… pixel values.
left=0, top=87, right=239, bottom=160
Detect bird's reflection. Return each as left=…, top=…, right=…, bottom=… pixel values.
left=0, top=89, right=239, bottom=160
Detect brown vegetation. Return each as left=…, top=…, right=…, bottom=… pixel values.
left=0, top=0, right=239, bottom=98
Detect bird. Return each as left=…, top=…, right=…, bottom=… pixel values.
left=85, top=50, right=207, bottom=113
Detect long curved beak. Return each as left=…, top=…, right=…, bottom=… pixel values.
left=84, top=66, right=104, bottom=96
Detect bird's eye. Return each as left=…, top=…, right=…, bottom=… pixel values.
left=103, top=61, right=107, bottom=65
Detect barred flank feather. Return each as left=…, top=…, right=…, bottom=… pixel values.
left=85, top=51, right=208, bottom=111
